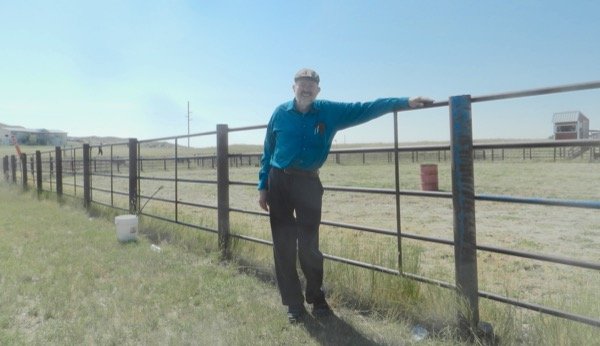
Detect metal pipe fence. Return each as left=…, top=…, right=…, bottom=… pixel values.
left=3, top=81, right=599, bottom=334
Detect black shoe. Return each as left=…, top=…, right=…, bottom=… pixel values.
left=287, top=304, right=306, bottom=323
left=312, top=301, right=332, bottom=317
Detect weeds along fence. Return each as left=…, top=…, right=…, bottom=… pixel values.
left=3, top=81, right=600, bottom=335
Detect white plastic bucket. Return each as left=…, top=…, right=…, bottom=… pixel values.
left=115, top=214, right=138, bottom=242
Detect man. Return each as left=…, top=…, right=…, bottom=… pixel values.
left=258, top=68, right=433, bottom=323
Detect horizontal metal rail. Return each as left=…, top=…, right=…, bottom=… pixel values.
left=471, top=139, right=600, bottom=149
left=139, top=155, right=219, bottom=161
left=478, top=244, right=600, bottom=270
left=91, top=173, right=129, bottom=179
left=228, top=124, right=267, bottom=132
left=328, top=138, right=600, bottom=155
left=176, top=200, right=218, bottom=210
left=172, top=178, right=217, bottom=185
left=231, top=180, right=600, bottom=209
left=138, top=130, right=217, bottom=144
left=61, top=182, right=83, bottom=188
left=394, top=80, right=600, bottom=109
left=91, top=200, right=128, bottom=213
left=476, top=194, right=600, bottom=209
left=479, top=290, right=600, bottom=328
left=137, top=176, right=177, bottom=183
left=134, top=194, right=218, bottom=211
left=472, top=81, right=600, bottom=103
left=138, top=175, right=217, bottom=185
left=230, top=232, right=273, bottom=246
left=90, top=186, right=127, bottom=196
left=139, top=212, right=218, bottom=234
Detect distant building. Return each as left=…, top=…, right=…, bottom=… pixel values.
left=0, top=123, right=67, bottom=146
left=552, top=111, right=589, bottom=140
left=0, top=126, right=11, bottom=145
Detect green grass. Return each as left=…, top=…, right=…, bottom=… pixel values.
left=1, top=184, right=484, bottom=345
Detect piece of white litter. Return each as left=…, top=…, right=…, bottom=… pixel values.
left=150, top=244, right=161, bottom=252
left=411, top=325, right=428, bottom=341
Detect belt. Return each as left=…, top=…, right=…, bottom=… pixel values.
left=282, top=167, right=319, bottom=178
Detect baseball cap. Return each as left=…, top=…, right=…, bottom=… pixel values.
left=294, top=68, right=320, bottom=84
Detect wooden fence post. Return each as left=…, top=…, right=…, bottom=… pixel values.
left=217, top=124, right=230, bottom=259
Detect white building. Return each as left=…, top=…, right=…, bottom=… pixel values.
left=0, top=123, right=68, bottom=146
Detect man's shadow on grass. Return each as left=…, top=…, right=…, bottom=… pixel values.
left=235, top=260, right=380, bottom=345
left=299, top=313, right=380, bottom=346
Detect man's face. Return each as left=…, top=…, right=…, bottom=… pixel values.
left=293, top=79, right=320, bottom=105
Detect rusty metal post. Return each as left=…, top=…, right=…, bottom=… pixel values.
left=35, top=151, right=42, bottom=193
left=216, top=124, right=230, bottom=258
left=128, top=138, right=138, bottom=214
left=2, top=156, right=8, bottom=180
left=450, top=95, right=483, bottom=337
left=21, top=154, right=28, bottom=189
left=55, top=147, right=63, bottom=196
left=83, top=144, right=91, bottom=208
left=10, top=155, right=16, bottom=183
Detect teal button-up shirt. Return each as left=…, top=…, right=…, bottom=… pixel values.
left=258, top=97, right=410, bottom=190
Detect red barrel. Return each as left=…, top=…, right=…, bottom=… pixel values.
left=420, top=164, right=438, bottom=191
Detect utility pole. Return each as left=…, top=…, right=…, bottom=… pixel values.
left=187, top=101, right=192, bottom=147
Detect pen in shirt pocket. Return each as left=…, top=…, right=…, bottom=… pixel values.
left=315, top=122, right=325, bottom=135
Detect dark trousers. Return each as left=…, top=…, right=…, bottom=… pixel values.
left=267, top=167, right=325, bottom=306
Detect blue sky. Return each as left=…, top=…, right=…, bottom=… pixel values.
left=1, top=0, right=599, bottom=145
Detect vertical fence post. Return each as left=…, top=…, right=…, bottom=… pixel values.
left=11, top=155, right=17, bottom=183
left=49, top=155, right=54, bottom=191
left=35, top=151, right=42, bottom=193
left=217, top=124, right=230, bottom=259
left=72, top=149, right=77, bottom=196
left=21, top=154, right=28, bottom=189
left=109, top=145, right=114, bottom=206
left=83, top=144, right=91, bottom=208
left=393, top=111, right=403, bottom=271
left=3, top=156, right=8, bottom=180
left=449, top=95, right=489, bottom=338
left=175, top=139, right=179, bottom=222
left=55, top=147, right=63, bottom=197
left=129, top=138, right=138, bottom=214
